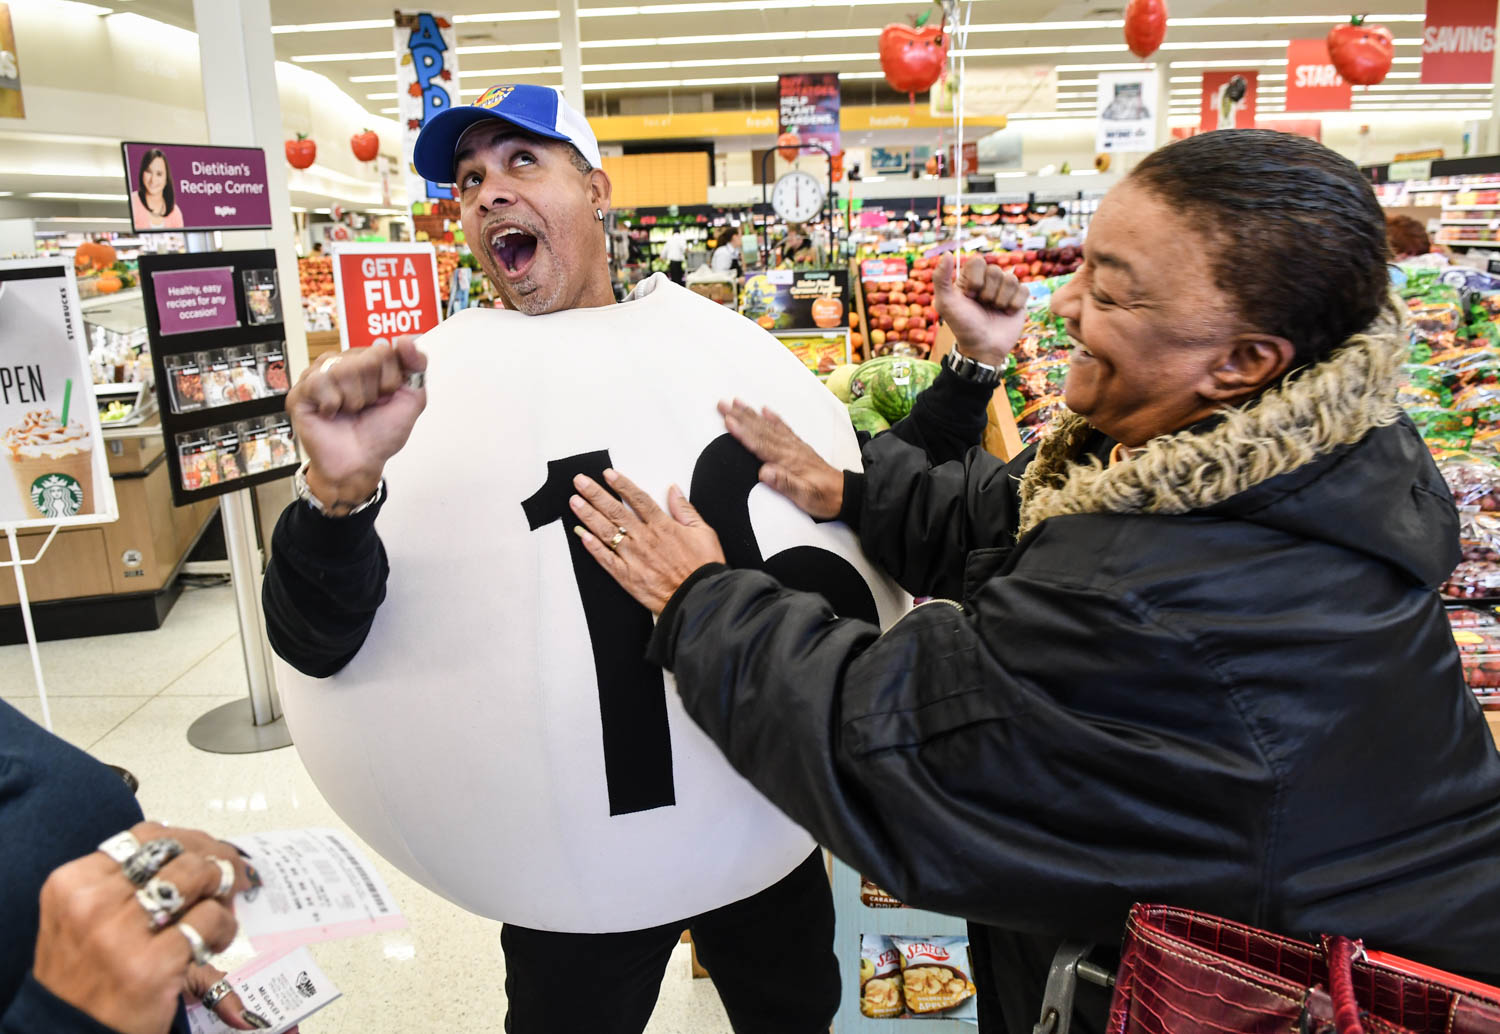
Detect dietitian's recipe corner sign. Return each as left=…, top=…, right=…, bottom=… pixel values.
left=332, top=243, right=441, bottom=350
left=0, top=258, right=117, bottom=529
left=120, top=142, right=272, bottom=234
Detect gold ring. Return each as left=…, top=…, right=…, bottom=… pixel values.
left=609, top=528, right=627, bottom=549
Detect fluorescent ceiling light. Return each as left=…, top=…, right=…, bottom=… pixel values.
left=272, top=18, right=391, bottom=33
left=0, top=191, right=11, bottom=197
left=585, top=75, right=778, bottom=90
left=380, top=107, right=399, bottom=114
left=366, top=92, right=397, bottom=100
left=350, top=74, right=396, bottom=83
left=37, top=217, right=132, bottom=224
left=460, top=67, right=558, bottom=79
left=459, top=42, right=561, bottom=55
left=28, top=192, right=127, bottom=201
left=1057, top=63, right=1157, bottom=72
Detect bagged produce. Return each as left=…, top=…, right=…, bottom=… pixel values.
left=1447, top=607, right=1500, bottom=691
left=1439, top=456, right=1500, bottom=511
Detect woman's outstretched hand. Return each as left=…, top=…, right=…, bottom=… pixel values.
left=570, top=469, right=727, bottom=615
left=719, top=400, right=844, bottom=521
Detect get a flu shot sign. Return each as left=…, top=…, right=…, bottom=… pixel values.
left=332, top=243, right=441, bottom=350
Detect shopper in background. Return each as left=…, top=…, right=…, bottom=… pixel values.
left=1387, top=212, right=1444, bottom=263
left=776, top=224, right=812, bottom=266
left=663, top=226, right=687, bottom=284
left=1031, top=203, right=1069, bottom=235
left=570, top=129, right=1500, bottom=1033
left=0, top=700, right=269, bottom=1034
left=262, top=83, right=839, bottom=1034
left=711, top=226, right=742, bottom=275
left=130, top=149, right=184, bottom=231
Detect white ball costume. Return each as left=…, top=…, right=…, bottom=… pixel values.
left=278, top=275, right=907, bottom=932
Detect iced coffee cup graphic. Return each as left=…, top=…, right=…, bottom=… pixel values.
left=5, top=408, right=94, bottom=520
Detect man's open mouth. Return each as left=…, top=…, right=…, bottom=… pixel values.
left=489, top=225, right=539, bottom=279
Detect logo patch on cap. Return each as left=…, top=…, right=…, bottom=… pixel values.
left=476, top=85, right=515, bottom=109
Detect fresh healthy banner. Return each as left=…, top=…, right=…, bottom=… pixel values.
left=1285, top=39, right=1350, bottom=112
left=120, top=143, right=271, bottom=233
left=395, top=11, right=460, bottom=206
left=332, top=243, right=441, bottom=350
left=1422, top=0, right=1498, bottom=84
left=0, top=259, right=116, bottom=528
left=1200, top=71, right=1258, bottom=132
left=779, top=73, right=840, bottom=158
left=1095, top=70, right=1157, bottom=154
left=0, top=4, right=22, bottom=120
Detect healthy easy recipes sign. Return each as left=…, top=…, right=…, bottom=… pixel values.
left=332, top=243, right=441, bottom=350
left=120, top=142, right=272, bottom=233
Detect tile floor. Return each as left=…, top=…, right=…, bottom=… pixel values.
left=1, top=580, right=733, bottom=1033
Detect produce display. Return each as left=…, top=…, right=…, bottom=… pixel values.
left=855, top=255, right=938, bottom=358
left=298, top=255, right=336, bottom=331
left=824, top=355, right=941, bottom=435
left=1447, top=607, right=1500, bottom=698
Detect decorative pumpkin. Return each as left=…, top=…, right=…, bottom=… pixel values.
left=73, top=241, right=117, bottom=272
left=1326, top=14, right=1394, bottom=86
left=878, top=6, right=948, bottom=96
left=286, top=133, right=317, bottom=170
left=351, top=128, right=379, bottom=162
left=1095, top=152, right=1113, bottom=172
left=1124, top=0, right=1168, bottom=59
left=95, top=275, right=122, bottom=294
left=777, top=131, right=801, bottom=163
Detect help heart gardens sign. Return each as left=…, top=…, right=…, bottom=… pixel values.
left=332, top=243, right=442, bottom=350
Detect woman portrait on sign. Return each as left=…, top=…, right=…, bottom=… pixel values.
left=131, top=149, right=185, bottom=231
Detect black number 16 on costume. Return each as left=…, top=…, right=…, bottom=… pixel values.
left=522, top=450, right=676, bottom=817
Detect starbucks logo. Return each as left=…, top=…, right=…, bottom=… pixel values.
left=30, top=473, right=83, bottom=518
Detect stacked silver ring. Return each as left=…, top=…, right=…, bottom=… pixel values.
left=207, top=856, right=235, bottom=898
left=123, top=838, right=183, bottom=887
left=98, top=831, right=142, bottom=866
left=136, top=876, right=185, bottom=930
left=178, top=921, right=212, bottom=966
left=405, top=370, right=425, bottom=390
left=201, top=979, right=234, bottom=1011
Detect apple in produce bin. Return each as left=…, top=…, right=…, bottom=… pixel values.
left=924, top=305, right=938, bottom=322
left=871, top=329, right=886, bottom=347
left=852, top=331, right=864, bottom=349
left=892, top=316, right=909, bottom=332
left=890, top=291, right=907, bottom=305
left=878, top=316, right=895, bottom=331
left=1059, top=245, right=1077, bottom=263
left=1030, top=261, right=1043, bottom=276
left=871, top=291, right=888, bottom=304
left=1023, top=250, right=1037, bottom=263
left=984, top=253, right=1002, bottom=265
left=909, top=303, right=923, bottom=316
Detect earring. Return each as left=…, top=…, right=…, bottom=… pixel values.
left=596, top=208, right=604, bottom=221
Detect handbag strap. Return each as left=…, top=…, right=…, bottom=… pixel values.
left=1327, top=936, right=1367, bottom=1034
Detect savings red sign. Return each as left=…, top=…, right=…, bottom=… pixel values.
left=1423, top=0, right=1498, bottom=83
left=1200, top=71, right=1258, bottom=132
left=1285, top=39, right=1351, bottom=112
left=333, top=244, right=441, bottom=350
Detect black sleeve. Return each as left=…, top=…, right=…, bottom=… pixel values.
left=261, top=491, right=390, bottom=678
left=653, top=566, right=1271, bottom=940
left=2, top=975, right=129, bottom=1034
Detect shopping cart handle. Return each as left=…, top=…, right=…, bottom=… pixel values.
left=1034, top=941, right=1112, bottom=1034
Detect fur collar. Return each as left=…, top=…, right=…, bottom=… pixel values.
left=1015, top=298, right=1410, bottom=537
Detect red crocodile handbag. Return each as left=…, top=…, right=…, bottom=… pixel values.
left=1107, top=905, right=1500, bottom=1034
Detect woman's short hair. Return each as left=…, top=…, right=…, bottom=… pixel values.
left=1131, top=130, right=1389, bottom=365
left=137, top=148, right=175, bottom=216
left=1386, top=214, right=1432, bottom=260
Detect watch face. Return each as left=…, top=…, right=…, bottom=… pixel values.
left=772, top=172, right=825, bottom=224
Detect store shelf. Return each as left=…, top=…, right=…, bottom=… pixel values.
left=1438, top=239, right=1500, bottom=248
left=81, top=287, right=142, bottom=311
left=1446, top=205, right=1500, bottom=211
left=1441, top=219, right=1500, bottom=225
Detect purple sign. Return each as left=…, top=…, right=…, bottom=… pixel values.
left=152, top=266, right=240, bottom=336
left=121, top=142, right=272, bottom=233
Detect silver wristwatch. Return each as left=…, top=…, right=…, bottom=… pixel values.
left=942, top=349, right=1003, bottom=388
left=293, top=462, right=384, bottom=518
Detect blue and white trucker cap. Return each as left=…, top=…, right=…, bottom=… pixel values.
left=413, top=84, right=603, bottom=184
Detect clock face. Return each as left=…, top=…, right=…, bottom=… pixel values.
left=772, top=171, right=825, bottom=224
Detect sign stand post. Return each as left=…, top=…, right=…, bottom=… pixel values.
left=0, top=524, right=62, bottom=731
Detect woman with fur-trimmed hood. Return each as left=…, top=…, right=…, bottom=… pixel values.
left=570, top=131, right=1500, bottom=1033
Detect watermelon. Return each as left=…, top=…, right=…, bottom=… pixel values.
left=825, top=363, right=858, bottom=403
left=849, top=356, right=898, bottom=400
left=864, top=357, right=940, bottom=423
left=848, top=400, right=891, bottom=436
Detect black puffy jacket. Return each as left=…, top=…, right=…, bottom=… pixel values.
left=651, top=325, right=1500, bottom=1033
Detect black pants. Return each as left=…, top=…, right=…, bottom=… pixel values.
left=502, top=850, right=838, bottom=1034
left=667, top=260, right=685, bottom=285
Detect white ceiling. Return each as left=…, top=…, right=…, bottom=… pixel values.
left=102, top=1, right=1489, bottom=121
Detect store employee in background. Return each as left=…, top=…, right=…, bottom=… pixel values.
left=663, top=226, right=687, bottom=284
left=261, top=84, right=844, bottom=1034
left=711, top=226, right=742, bottom=276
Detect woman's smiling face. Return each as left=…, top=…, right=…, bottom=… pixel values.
left=143, top=156, right=167, bottom=196
left=1048, top=181, right=1255, bottom=447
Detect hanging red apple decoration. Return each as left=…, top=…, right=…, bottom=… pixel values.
left=285, top=133, right=317, bottom=170
left=350, top=128, right=379, bottom=163
left=878, top=6, right=948, bottom=97
left=777, top=131, right=801, bottom=162
left=1123, top=0, right=1168, bottom=59
left=1327, top=14, right=1394, bottom=86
